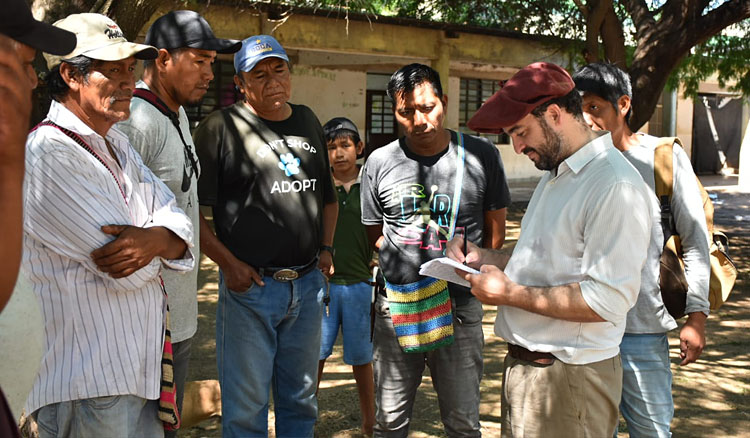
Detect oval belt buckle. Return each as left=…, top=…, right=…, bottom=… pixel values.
left=273, top=269, right=299, bottom=282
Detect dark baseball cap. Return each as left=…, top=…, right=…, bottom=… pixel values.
left=323, top=117, right=360, bottom=139
left=145, top=10, right=241, bottom=54
left=0, top=0, right=76, bottom=55
left=468, top=62, right=575, bottom=134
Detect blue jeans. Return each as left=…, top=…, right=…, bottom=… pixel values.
left=34, top=395, right=162, bottom=438
left=618, top=333, right=673, bottom=438
left=373, top=295, right=484, bottom=438
left=216, top=268, right=325, bottom=438
left=320, top=282, right=373, bottom=365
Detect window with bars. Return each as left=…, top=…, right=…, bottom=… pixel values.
left=458, top=78, right=510, bottom=145
left=184, top=60, right=242, bottom=128
left=368, top=93, right=396, bottom=135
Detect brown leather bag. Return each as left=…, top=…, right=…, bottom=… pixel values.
left=654, top=138, right=737, bottom=319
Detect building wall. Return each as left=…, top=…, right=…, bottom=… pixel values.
left=675, top=88, right=695, bottom=159
left=498, top=145, right=544, bottom=181
left=290, top=67, right=367, bottom=131
left=140, top=3, right=583, bottom=182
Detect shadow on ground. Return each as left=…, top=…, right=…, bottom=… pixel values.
left=184, top=190, right=750, bottom=437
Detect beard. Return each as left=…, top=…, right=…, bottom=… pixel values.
left=524, top=117, right=565, bottom=171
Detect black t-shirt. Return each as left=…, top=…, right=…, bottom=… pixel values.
left=361, top=130, right=511, bottom=298
left=194, top=102, right=336, bottom=268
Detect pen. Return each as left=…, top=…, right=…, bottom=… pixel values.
left=463, top=233, right=467, bottom=266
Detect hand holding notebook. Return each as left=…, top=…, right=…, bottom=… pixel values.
left=419, top=257, right=480, bottom=288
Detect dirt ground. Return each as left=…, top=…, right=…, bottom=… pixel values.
left=184, top=179, right=749, bottom=438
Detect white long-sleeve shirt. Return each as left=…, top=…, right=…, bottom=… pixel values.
left=23, top=100, right=194, bottom=414
left=495, top=133, right=652, bottom=365
left=620, top=134, right=710, bottom=333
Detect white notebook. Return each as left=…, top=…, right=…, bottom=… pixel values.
left=419, top=257, right=480, bottom=288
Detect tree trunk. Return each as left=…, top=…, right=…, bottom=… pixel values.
left=32, top=0, right=163, bottom=40
left=599, top=4, right=626, bottom=67
left=105, top=0, right=165, bottom=41
left=31, top=0, right=95, bottom=23
left=623, top=0, right=750, bottom=130
left=581, top=0, right=614, bottom=62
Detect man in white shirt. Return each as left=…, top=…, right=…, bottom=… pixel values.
left=23, top=14, right=194, bottom=437
left=448, top=62, right=652, bottom=437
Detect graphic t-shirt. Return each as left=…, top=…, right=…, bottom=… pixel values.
left=195, top=102, right=336, bottom=268
left=361, top=131, right=511, bottom=298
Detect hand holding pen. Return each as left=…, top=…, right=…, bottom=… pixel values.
left=445, top=235, right=482, bottom=268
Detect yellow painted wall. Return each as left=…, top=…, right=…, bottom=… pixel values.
left=675, top=87, right=695, bottom=159
left=188, top=4, right=566, bottom=69
left=446, top=76, right=460, bottom=130
left=141, top=3, right=571, bottom=182
left=290, top=67, right=367, bottom=132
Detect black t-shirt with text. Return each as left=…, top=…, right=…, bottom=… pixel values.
left=194, top=102, right=336, bottom=268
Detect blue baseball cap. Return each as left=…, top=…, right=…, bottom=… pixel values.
left=234, top=35, right=289, bottom=74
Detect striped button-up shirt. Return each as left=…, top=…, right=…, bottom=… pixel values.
left=495, top=133, right=652, bottom=365
left=23, top=101, right=194, bottom=414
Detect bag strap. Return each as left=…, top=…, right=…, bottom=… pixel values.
left=654, top=137, right=679, bottom=239
left=654, top=137, right=677, bottom=202
left=654, top=136, right=715, bottom=237
left=448, top=132, right=466, bottom=240
left=133, top=88, right=200, bottom=183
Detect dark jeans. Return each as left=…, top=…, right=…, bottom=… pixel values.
left=373, top=295, right=484, bottom=438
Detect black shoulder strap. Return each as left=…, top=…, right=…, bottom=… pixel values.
left=133, top=88, right=177, bottom=123
left=133, top=88, right=200, bottom=184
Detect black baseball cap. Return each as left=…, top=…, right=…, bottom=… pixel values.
left=323, top=117, right=360, bottom=139
left=145, top=10, right=241, bottom=54
left=1, top=0, right=76, bottom=55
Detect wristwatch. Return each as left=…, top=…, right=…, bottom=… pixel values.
left=320, top=245, right=335, bottom=257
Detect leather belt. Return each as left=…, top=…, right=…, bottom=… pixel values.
left=259, top=258, right=318, bottom=282
left=507, top=343, right=556, bottom=365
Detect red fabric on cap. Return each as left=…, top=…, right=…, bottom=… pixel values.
left=467, top=62, right=575, bottom=133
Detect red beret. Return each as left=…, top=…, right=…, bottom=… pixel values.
left=467, top=62, right=575, bottom=134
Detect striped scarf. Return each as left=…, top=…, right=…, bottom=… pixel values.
left=159, top=280, right=181, bottom=430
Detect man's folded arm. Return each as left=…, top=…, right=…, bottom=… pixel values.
left=25, top=148, right=175, bottom=291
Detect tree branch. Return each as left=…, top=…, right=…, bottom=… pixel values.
left=571, top=0, right=589, bottom=17
left=600, top=3, right=626, bottom=66
left=584, top=0, right=614, bottom=62
left=89, top=0, right=106, bottom=13
left=622, top=0, right=656, bottom=42
left=693, top=0, right=750, bottom=45
left=627, top=0, right=750, bottom=129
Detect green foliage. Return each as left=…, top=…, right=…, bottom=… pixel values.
left=363, top=0, right=749, bottom=98
left=669, top=25, right=750, bottom=98
left=379, top=0, right=585, bottom=37
left=287, top=0, right=750, bottom=98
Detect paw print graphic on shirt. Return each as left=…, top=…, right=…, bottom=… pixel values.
left=278, top=153, right=301, bottom=176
